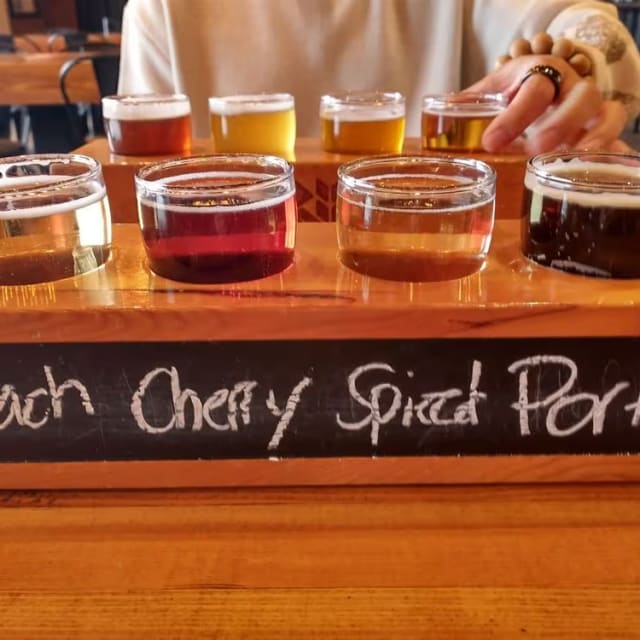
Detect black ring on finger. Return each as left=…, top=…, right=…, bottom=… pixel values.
left=519, top=64, right=563, bottom=102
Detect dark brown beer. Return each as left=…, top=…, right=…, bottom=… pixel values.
left=522, top=163, right=640, bottom=278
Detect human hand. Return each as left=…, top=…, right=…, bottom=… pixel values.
left=467, top=54, right=627, bottom=154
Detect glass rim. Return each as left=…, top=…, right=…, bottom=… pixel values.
left=135, top=153, right=294, bottom=199
left=422, top=92, right=507, bottom=111
left=0, top=153, right=102, bottom=203
left=208, top=92, right=294, bottom=110
left=527, top=150, right=640, bottom=192
left=321, top=90, right=405, bottom=108
left=337, top=155, right=496, bottom=198
left=102, top=93, right=190, bottom=105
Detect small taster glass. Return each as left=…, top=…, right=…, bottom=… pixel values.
left=208, top=93, right=296, bottom=158
left=522, top=151, right=640, bottom=278
left=0, top=154, right=112, bottom=285
left=421, top=93, right=507, bottom=151
left=336, top=156, right=496, bottom=282
left=102, top=94, right=192, bottom=156
left=320, top=91, right=406, bottom=154
left=135, top=154, right=297, bottom=283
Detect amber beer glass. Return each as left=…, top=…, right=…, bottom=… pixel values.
left=320, top=91, right=405, bottom=154
left=421, top=93, right=507, bottom=151
left=135, top=154, right=297, bottom=284
left=336, top=156, right=496, bottom=282
left=0, top=154, right=112, bottom=285
left=522, top=151, right=640, bottom=278
left=209, top=94, right=296, bottom=158
left=102, top=94, right=192, bottom=155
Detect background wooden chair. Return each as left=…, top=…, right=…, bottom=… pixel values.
left=58, top=52, right=120, bottom=149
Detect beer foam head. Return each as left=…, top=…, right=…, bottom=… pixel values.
left=208, top=94, right=295, bottom=116
left=525, top=158, right=640, bottom=208
left=422, top=93, right=507, bottom=117
left=320, top=92, right=405, bottom=121
left=0, top=175, right=107, bottom=219
left=422, top=105, right=505, bottom=117
left=339, top=171, right=494, bottom=213
left=320, top=105, right=404, bottom=122
left=102, top=94, right=191, bottom=121
left=137, top=171, right=294, bottom=213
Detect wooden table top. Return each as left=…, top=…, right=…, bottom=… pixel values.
left=1, top=223, right=639, bottom=636
left=1, top=483, right=639, bottom=638
left=0, top=51, right=100, bottom=105
left=14, top=32, right=121, bottom=53
left=2, top=221, right=638, bottom=343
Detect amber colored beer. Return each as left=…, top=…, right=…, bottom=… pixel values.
left=522, top=158, right=640, bottom=278
left=421, top=93, right=506, bottom=151
left=102, top=94, right=192, bottom=156
left=209, top=94, right=296, bottom=158
left=320, top=92, right=405, bottom=154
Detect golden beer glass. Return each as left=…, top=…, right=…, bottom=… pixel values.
left=320, top=91, right=405, bottom=154
left=102, top=94, right=192, bottom=156
left=208, top=94, right=296, bottom=158
left=421, top=93, right=507, bottom=151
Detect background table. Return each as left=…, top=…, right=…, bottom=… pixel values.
left=0, top=52, right=100, bottom=105
left=2, top=483, right=639, bottom=638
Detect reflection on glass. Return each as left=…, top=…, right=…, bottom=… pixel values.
left=336, top=156, right=496, bottom=282
left=421, top=93, right=506, bottom=151
left=320, top=91, right=406, bottom=154
left=136, top=154, right=298, bottom=284
left=522, top=151, right=640, bottom=278
left=0, top=154, right=112, bottom=286
left=102, top=94, right=192, bottom=156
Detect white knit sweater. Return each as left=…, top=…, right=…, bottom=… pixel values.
left=118, top=0, right=640, bottom=137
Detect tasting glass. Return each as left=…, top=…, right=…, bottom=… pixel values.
left=208, top=93, right=296, bottom=159
left=0, top=154, right=112, bottom=285
left=522, top=151, right=640, bottom=278
left=336, top=155, right=496, bottom=282
left=102, top=94, right=193, bottom=156
left=421, top=92, right=507, bottom=151
left=320, top=90, right=406, bottom=154
left=135, top=154, right=298, bottom=283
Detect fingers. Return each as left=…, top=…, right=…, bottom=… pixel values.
left=468, top=54, right=630, bottom=154
left=524, top=80, right=602, bottom=154
left=482, top=72, right=556, bottom=152
left=575, top=100, right=628, bottom=150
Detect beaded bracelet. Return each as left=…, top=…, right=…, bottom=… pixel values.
left=496, top=33, right=593, bottom=78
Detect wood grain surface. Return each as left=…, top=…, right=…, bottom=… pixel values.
left=75, top=137, right=527, bottom=223
left=13, top=32, right=121, bottom=53
left=0, top=483, right=639, bottom=638
left=0, top=52, right=99, bottom=105
left=1, top=222, right=638, bottom=343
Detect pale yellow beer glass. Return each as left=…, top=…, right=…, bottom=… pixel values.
left=209, top=94, right=296, bottom=158
left=421, top=93, right=507, bottom=151
left=320, top=91, right=405, bottom=154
